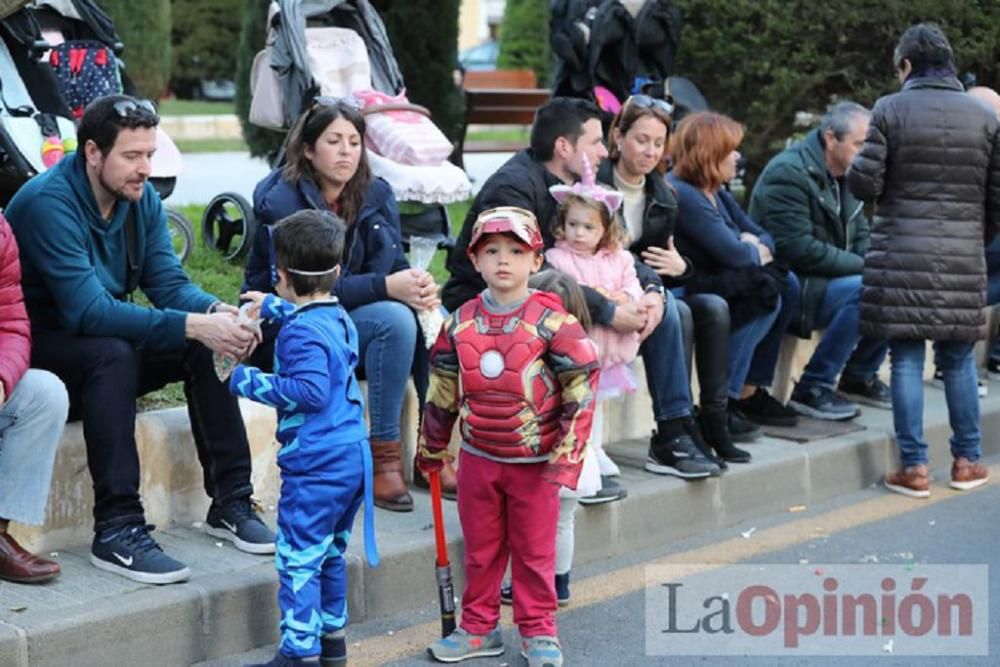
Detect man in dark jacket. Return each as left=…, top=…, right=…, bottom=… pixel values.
left=750, top=102, right=890, bottom=421
left=6, top=95, right=274, bottom=584
left=847, top=23, right=1000, bottom=498
left=443, top=97, right=720, bottom=482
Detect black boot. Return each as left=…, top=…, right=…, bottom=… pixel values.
left=699, top=410, right=751, bottom=463
left=320, top=629, right=346, bottom=667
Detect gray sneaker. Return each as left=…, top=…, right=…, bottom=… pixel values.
left=427, top=627, right=504, bottom=663
left=788, top=383, right=860, bottom=421
left=521, top=635, right=563, bottom=667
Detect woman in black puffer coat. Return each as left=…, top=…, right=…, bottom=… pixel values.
left=847, top=23, right=1000, bottom=497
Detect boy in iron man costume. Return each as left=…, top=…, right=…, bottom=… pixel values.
left=418, top=207, right=599, bottom=666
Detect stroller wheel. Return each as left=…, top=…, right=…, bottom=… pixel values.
left=165, top=207, right=194, bottom=264
left=202, top=193, right=256, bottom=261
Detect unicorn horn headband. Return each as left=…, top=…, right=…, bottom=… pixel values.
left=548, top=154, right=624, bottom=215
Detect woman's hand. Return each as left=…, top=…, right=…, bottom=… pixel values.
left=386, top=268, right=440, bottom=311
left=608, top=290, right=632, bottom=305
left=641, top=237, right=687, bottom=277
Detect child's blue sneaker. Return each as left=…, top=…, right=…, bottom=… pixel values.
left=427, top=626, right=504, bottom=663
left=521, top=635, right=563, bottom=667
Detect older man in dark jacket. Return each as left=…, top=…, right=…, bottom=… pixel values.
left=750, top=102, right=890, bottom=421
left=847, top=23, right=1000, bottom=498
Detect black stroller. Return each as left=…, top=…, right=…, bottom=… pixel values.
left=203, top=0, right=469, bottom=261
left=0, top=0, right=195, bottom=262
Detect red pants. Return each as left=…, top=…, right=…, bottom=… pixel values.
left=457, top=449, right=560, bottom=637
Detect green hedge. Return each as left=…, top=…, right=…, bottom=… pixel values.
left=673, top=1, right=1000, bottom=188
left=497, top=0, right=551, bottom=86
left=100, top=0, right=172, bottom=99
left=170, top=0, right=243, bottom=97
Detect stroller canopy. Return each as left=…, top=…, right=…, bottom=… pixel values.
left=272, top=0, right=404, bottom=126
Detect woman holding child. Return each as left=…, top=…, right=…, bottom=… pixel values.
left=597, top=96, right=753, bottom=464
left=243, top=99, right=456, bottom=512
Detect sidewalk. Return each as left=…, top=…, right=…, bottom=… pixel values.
left=1, top=383, right=997, bottom=667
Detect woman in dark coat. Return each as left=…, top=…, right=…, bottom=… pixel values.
left=847, top=23, right=1000, bottom=497
left=243, top=101, right=455, bottom=512
left=598, top=96, right=755, bottom=464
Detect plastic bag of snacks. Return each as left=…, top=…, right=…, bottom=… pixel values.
left=408, top=236, right=445, bottom=349
left=214, top=303, right=263, bottom=381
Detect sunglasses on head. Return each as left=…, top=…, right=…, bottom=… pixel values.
left=112, top=98, right=158, bottom=120
left=625, top=94, right=675, bottom=116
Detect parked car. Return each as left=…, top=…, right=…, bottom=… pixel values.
left=458, top=39, right=498, bottom=71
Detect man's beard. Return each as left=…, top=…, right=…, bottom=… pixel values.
left=97, top=165, right=145, bottom=203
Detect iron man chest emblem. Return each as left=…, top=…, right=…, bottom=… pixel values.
left=479, top=349, right=504, bottom=379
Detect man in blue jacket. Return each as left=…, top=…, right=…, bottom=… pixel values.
left=6, top=95, right=274, bottom=585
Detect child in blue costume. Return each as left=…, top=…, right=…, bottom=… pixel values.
left=229, top=210, right=379, bottom=667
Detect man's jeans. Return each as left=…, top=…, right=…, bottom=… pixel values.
left=640, top=291, right=693, bottom=422
left=890, top=339, right=980, bottom=467
left=31, top=332, right=254, bottom=532
left=799, top=275, right=889, bottom=388
left=0, top=370, right=68, bottom=525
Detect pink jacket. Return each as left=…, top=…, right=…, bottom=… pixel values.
left=0, top=214, right=30, bottom=397
left=545, top=241, right=643, bottom=367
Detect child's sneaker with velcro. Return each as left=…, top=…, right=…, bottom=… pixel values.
left=428, top=626, right=504, bottom=663
left=90, top=523, right=190, bottom=585
left=521, top=635, right=563, bottom=667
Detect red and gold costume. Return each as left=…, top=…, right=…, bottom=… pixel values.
left=418, top=290, right=599, bottom=489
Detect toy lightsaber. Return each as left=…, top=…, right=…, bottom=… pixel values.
left=430, top=470, right=456, bottom=637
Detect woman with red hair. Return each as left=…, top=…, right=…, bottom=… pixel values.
left=668, top=112, right=800, bottom=429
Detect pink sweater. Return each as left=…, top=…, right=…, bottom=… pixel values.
left=545, top=241, right=643, bottom=368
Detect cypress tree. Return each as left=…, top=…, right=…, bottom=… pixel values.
left=170, top=0, right=243, bottom=98
left=100, top=0, right=173, bottom=99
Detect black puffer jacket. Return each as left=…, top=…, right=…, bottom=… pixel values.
left=847, top=75, right=1000, bottom=342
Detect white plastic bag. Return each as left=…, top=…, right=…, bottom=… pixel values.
left=408, top=237, right=445, bottom=349
left=214, top=303, right=263, bottom=381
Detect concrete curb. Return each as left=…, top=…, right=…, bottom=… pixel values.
left=1, top=386, right=997, bottom=666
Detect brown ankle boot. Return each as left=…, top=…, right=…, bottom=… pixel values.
left=412, top=455, right=459, bottom=500
left=370, top=439, right=413, bottom=512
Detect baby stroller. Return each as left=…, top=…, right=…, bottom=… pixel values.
left=550, top=0, right=706, bottom=122
left=202, top=0, right=470, bottom=261
left=0, top=0, right=195, bottom=262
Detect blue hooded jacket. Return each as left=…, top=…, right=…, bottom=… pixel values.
left=6, top=151, right=216, bottom=349
left=243, top=169, right=409, bottom=311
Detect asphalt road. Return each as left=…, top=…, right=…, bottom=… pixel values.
left=204, top=457, right=999, bottom=667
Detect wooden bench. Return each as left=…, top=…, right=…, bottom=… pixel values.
left=451, top=69, right=551, bottom=168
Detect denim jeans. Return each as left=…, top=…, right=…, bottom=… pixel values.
left=249, top=299, right=426, bottom=443
left=890, top=339, right=980, bottom=467
left=639, top=291, right=693, bottom=421
left=349, top=300, right=419, bottom=441
left=728, top=298, right=780, bottom=398
left=986, top=238, right=1000, bottom=359
left=674, top=289, right=730, bottom=414
left=0, top=370, right=68, bottom=525
left=746, top=271, right=801, bottom=389
left=31, top=332, right=254, bottom=532
left=800, top=275, right=889, bottom=388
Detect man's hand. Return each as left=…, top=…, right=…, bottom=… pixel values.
left=610, top=301, right=648, bottom=334
left=186, top=312, right=258, bottom=359
left=386, top=268, right=440, bottom=311
left=638, top=291, right=664, bottom=341
left=641, top=237, right=687, bottom=277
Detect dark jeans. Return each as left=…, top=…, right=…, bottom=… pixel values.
left=31, top=331, right=253, bottom=532
left=675, top=290, right=730, bottom=415
left=639, top=291, right=693, bottom=422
